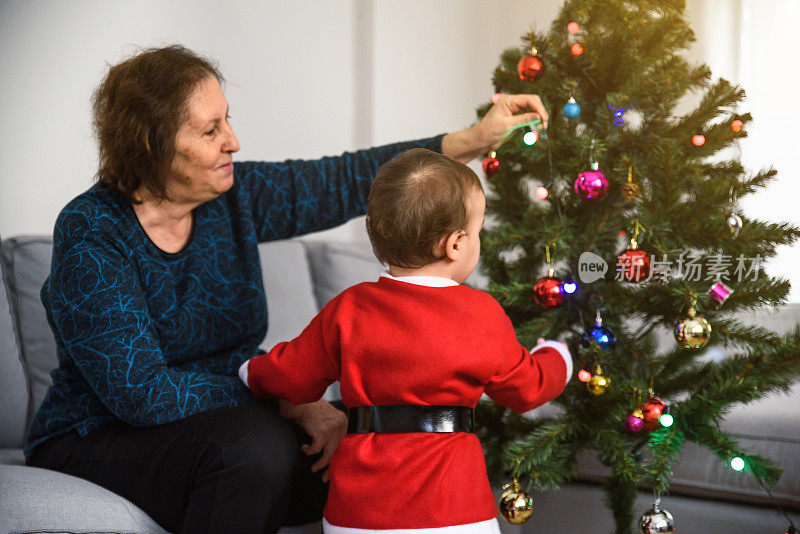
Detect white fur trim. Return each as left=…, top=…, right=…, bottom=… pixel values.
left=380, top=272, right=459, bottom=287
left=238, top=358, right=251, bottom=388
left=323, top=518, right=501, bottom=534
left=530, top=340, right=573, bottom=386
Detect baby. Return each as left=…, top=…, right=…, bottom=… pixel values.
left=239, top=148, right=571, bottom=533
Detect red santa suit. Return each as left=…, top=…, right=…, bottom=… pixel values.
left=240, top=274, right=572, bottom=533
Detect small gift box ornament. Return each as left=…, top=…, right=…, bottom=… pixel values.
left=708, top=282, right=733, bottom=305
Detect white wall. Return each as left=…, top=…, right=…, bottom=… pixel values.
left=0, top=0, right=558, bottom=242
left=1, top=0, right=797, bottom=300
left=0, top=0, right=361, bottom=237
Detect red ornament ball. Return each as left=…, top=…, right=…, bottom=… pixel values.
left=482, top=156, right=500, bottom=178
left=567, top=21, right=580, bottom=34
left=692, top=134, right=706, bottom=146
left=517, top=54, right=545, bottom=81
left=641, top=396, right=667, bottom=431
left=570, top=43, right=584, bottom=56
left=731, top=119, right=743, bottom=132
left=535, top=186, right=549, bottom=199
left=617, top=248, right=651, bottom=282
left=533, top=276, right=566, bottom=308
left=574, top=170, right=609, bottom=201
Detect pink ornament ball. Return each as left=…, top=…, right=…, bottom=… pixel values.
left=574, top=170, right=609, bottom=201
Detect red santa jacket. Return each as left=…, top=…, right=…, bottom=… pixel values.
left=242, top=275, right=570, bottom=530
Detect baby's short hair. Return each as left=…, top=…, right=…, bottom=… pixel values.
left=366, top=148, right=483, bottom=269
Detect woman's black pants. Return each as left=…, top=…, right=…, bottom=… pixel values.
left=28, top=404, right=328, bottom=533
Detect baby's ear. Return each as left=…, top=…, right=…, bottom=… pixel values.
left=443, top=230, right=466, bottom=261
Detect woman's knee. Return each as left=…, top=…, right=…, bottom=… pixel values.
left=200, top=405, right=300, bottom=481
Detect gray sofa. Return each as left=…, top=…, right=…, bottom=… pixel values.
left=1, top=234, right=798, bottom=533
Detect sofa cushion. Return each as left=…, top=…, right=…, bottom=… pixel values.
left=303, top=240, right=383, bottom=309
left=0, top=237, right=55, bottom=435
left=0, top=250, right=28, bottom=449
left=0, top=464, right=168, bottom=533
left=258, top=239, right=320, bottom=351
left=0, top=448, right=25, bottom=466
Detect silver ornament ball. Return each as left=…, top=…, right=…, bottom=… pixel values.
left=639, top=506, right=675, bottom=533
left=726, top=212, right=742, bottom=237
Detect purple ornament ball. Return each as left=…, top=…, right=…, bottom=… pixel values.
left=574, top=170, right=609, bottom=201
left=626, top=413, right=644, bottom=433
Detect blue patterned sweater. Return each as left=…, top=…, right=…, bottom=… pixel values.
left=25, top=135, right=444, bottom=460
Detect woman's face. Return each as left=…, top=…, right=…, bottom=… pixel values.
left=169, top=75, right=240, bottom=204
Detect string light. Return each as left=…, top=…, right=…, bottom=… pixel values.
left=578, top=369, right=592, bottom=382
left=609, top=105, right=626, bottom=127
left=571, top=43, right=584, bottom=56
left=535, top=186, right=549, bottom=199
left=659, top=413, right=674, bottom=427
left=730, top=457, right=746, bottom=471
left=692, top=134, right=706, bottom=146
left=562, top=279, right=577, bottom=294
left=731, top=119, right=743, bottom=132
left=523, top=130, right=539, bottom=145
left=567, top=21, right=580, bottom=34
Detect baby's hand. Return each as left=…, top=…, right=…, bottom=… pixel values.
left=536, top=337, right=568, bottom=352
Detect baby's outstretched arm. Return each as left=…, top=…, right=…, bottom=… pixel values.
left=484, top=339, right=572, bottom=414
left=238, top=298, right=342, bottom=405
left=533, top=337, right=573, bottom=385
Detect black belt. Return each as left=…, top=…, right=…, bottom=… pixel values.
left=347, top=405, right=475, bottom=434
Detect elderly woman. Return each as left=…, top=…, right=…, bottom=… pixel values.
left=24, top=45, right=548, bottom=533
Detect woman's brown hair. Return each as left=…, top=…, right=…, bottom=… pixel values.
left=366, top=148, right=483, bottom=269
left=92, top=45, right=222, bottom=203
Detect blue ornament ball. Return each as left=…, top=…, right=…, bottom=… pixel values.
left=563, top=97, right=581, bottom=119
left=581, top=326, right=617, bottom=351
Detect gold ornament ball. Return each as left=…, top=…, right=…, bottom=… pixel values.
left=674, top=311, right=712, bottom=349
left=621, top=181, right=641, bottom=201
left=498, top=480, right=534, bottom=524
left=587, top=373, right=610, bottom=395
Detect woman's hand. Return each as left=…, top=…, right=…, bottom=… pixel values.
left=442, top=94, right=549, bottom=163
left=279, top=399, right=347, bottom=482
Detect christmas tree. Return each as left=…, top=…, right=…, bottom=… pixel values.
left=474, top=1, right=800, bottom=532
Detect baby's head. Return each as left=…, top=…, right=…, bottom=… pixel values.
left=366, top=148, right=485, bottom=283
